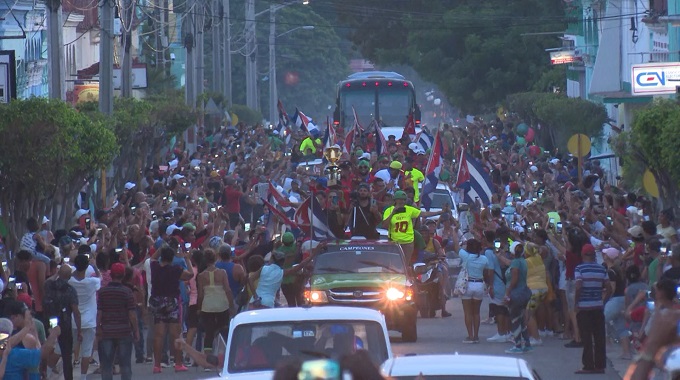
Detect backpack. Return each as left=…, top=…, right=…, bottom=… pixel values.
left=43, top=279, right=74, bottom=322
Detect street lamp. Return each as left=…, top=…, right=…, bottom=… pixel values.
left=269, top=24, right=314, bottom=123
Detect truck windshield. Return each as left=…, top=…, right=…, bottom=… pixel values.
left=314, top=251, right=405, bottom=274
left=378, top=86, right=412, bottom=127
left=339, top=85, right=414, bottom=129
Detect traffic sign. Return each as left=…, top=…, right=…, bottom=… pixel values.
left=567, top=134, right=591, bottom=157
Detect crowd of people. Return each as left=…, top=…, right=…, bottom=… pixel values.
left=0, top=117, right=677, bottom=380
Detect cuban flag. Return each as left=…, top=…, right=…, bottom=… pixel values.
left=416, top=131, right=435, bottom=152
left=268, top=181, right=292, bottom=209
left=402, top=114, right=416, bottom=142
left=294, top=196, right=336, bottom=240
left=262, top=198, right=298, bottom=229
left=277, top=100, right=292, bottom=147
left=374, top=122, right=388, bottom=155
left=421, top=130, right=443, bottom=211
left=456, top=148, right=494, bottom=206
left=322, top=123, right=336, bottom=150
left=343, top=106, right=362, bottom=153
left=292, top=108, right=319, bottom=136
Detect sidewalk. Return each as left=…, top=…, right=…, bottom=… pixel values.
left=606, top=339, right=631, bottom=379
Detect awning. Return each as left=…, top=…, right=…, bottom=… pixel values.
left=589, top=91, right=652, bottom=104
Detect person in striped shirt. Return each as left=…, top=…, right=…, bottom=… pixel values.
left=574, top=244, right=611, bottom=374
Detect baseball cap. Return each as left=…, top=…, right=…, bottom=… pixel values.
left=408, top=143, right=419, bottom=152
left=549, top=158, right=560, bottom=165
left=124, top=182, right=136, bottom=190
left=603, top=247, right=621, bottom=259
left=110, top=263, right=126, bottom=277
left=75, top=209, right=90, bottom=219
left=393, top=190, right=407, bottom=200
left=282, top=232, right=295, bottom=244
left=389, top=161, right=402, bottom=170
left=209, top=236, right=223, bottom=249
left=166, top=225, right=183, bottom=236
left=357, top=160, right=370, bottom=168
left=582, top=244, right=596, bottom=255
left=628, top=225, right=644, bottom=239
left=42, top=216, right=49, bottom=225
left=182, top=222, right=196, bottom=231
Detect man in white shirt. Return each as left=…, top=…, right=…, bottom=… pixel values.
left=373, top=161, right=403, bottom=194
left=68, top=254, right=101, bottom=380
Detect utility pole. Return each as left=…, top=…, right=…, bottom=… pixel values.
left=121, top=0, right=133, bottom=97
left=211, top=0, right=221, bottom=93
left=184, top=0, right=195, bottom=108
left=196, top=0, right=205, bottom=120
left=268, top=5, right=276, bottom=123
left=244, top=0, right=255, bottom=109
left=46, top=0, right=65, bottom=100
left=99, top=0, right=114, bottom=114
left=222, top=0, right=231, bottom=107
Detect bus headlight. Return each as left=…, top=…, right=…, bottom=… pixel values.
left=386, top=287, right=405, bottom=301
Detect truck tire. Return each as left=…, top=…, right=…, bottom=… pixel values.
left=401, top=310, right=418, bottom=342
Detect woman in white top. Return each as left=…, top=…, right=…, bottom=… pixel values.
left=248, top=241, right=324, bottom=309
left=458, top=238, right=493, bottom=343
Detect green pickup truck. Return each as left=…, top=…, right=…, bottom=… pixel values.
left=303, top=241, right=418, bottom=342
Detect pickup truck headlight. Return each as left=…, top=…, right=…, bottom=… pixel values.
left=308, top=290, right=328, bottom=303
left=386, top=287, right=405, bottom=301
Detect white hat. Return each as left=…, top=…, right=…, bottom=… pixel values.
left=75, top=209, right=90, bottom=219
left=360, top=153, right=371, bottom=161
left=489, top=136, right=498, bottom=141
left=168, top=159, right=179, bottom=170
left=408, top=143, right=419, bottom=152
left=173, top=174, right=185, bottom=181
left=190, top=159, right=202, bottom=168
left=42, top=216, right=49, bottom=225
left=90, top=244, right=97, bottom=253
left=509, top=241, right=523, bottom=255
left=79, top=237, right=89, bottom=246
left=166, top=225, right=183, bottom=235
left=549, top=158, right=560, bottom=165
left=124, top=182, right=136, bottom=190
left=272, top=130, right=280, bottom=135
left=529, top=165, right=538, bottom=172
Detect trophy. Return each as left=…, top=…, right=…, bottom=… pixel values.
left=323, top=144, right=342, bottom=187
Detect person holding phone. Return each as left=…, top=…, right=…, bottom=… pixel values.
left=348, top=184, right=381, bottom=240
left=382, top=190, right=448, bottom=265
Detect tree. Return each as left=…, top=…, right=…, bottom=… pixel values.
left=506, top=92, right=607, bottom=151
left=327, top=0, right=566, bottom=114
left=78, top=95, right=195, bottom=200
left=613, top=99, right=680, bottom=209
left=0, top=98, right=118, bottom=249
left=271, top=7, right=350, bottom=119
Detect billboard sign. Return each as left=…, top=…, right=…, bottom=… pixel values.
left=631, top=62, right=680, bottom=96
left=112, top=65, right=148, bottom=90
left=550, top=50, right=581, bottom=65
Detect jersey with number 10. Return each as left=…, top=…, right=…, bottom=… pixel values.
left=383, top=205, right=421, bottom=244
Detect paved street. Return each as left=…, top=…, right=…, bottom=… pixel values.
left=65, top=298, right=627, bottom=380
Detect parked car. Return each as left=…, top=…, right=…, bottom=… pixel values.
left=303, top=240, right=419, bottom=342
left=381, top=354, right=542, bottom=379
left=212, top=306, right=393, bottom=379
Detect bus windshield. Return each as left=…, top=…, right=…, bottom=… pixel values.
left=339, top=85, right=414, bottom=129
left=379, top=86, right=412, bottom=127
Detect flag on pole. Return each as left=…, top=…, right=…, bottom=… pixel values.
left=456, top=149, right=494, bottom=206
left=292, top=108, right=318, bottom=135
left=277, top=100, right=292, bottom=147
left=293, top=196, right=336, bottom=240
left=374, top=122, right=388, bottom=155
left=415, top=130, right=435, bottom=152
left=421, top=130, right=443, bottom=211
left=268, top=181, right=292, bottom=209
left=402, top=114, right=416, bottom=142
left=262, top=198, right=299, bottom=229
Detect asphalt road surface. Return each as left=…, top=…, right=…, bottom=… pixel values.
left=62, top=298, right=623, bottom=380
